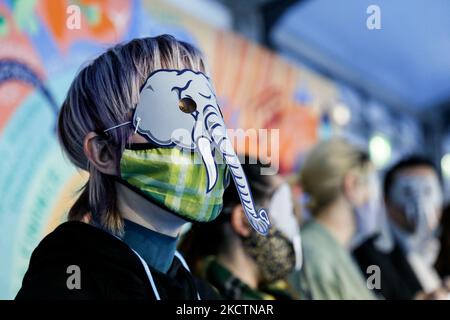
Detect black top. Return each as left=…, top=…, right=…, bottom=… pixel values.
left=15, top=221, right=219, bottom=300
left=352, top=235, right=423, bottom=300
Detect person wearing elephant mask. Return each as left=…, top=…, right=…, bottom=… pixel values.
left=16, top=35, right=271, bottom=300
left=179, top=157, right=302, bottom=300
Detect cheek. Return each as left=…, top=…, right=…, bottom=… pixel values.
left=355, top=186, right=370, bottom=206
left=429, top=207, right=442, bottom=230
left=362, top=186, right=371, bottom=202
left=131, top=134, right=148, bottom=143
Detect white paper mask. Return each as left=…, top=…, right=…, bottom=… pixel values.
left=105, top=69, right=271, bottom=235
left=389, top=174, right=442, bottom=264
left=390, top=175, right=442, bottom=232
left=269, top=183, right=302, bottom=270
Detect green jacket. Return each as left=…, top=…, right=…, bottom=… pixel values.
left=202, top=257, right=296, bottom=300
left=289, top=220, right=376, bottom=300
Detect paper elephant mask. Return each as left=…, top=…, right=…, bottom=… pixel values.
left=129, top=69, right=271, bottom=235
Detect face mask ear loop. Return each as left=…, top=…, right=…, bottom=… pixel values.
left=125, top=116, right=142, bottom=150
left=103, top=121, right=132, bottom=133
left=134, top=116, right=141, bottom=135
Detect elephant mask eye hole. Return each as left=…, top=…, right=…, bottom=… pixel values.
left=179, top=97, right=197, bottom=114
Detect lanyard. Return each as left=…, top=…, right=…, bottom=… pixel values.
left=132, top=249, right=201, bottom=300
left=109, top=226, right=200, bottom=300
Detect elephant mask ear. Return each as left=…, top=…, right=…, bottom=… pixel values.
left=132, top=69, right=203, bottom=149
left=126, top=68, right=272, bottom=236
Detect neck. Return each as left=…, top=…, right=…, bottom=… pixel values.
left=217, top=240, right=260, bottom=289
left=315, top=196, right=355, bottom=248
left=116, top=182, right=187, bottom=237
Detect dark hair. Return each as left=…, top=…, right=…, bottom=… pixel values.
left=383, top=155, right=438, bottom=200
left=221, top=157, right=276, bottom=214
left=178, top=156, right=276, bottom=271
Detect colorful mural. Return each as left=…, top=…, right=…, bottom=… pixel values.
left=0, top=0, right=337, bottom=299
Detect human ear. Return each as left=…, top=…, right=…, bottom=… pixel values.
left=230, top=204, right=252, bottom=237
left=83, top=132, right=118, bottom=175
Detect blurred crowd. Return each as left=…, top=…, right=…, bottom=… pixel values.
left=180, top=138, right=450, bottom=300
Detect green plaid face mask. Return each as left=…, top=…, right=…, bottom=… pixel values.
left=119, top=146, right=229, bottom=222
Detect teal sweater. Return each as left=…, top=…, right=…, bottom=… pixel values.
left=121, top=219, right=178, bottom=274
left=289, top=220, right=375, bottom=300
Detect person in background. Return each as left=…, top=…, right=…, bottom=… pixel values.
left=357, top=157, right=449, bottom=299
left=179, top=157, right=302, bottom=300
left=289, top=138, right=376, bottom=300
left=352, top=194, right=423, bottom=300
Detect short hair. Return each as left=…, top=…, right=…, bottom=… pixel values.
left=300, top=138, right=371, bottom=215
left=383, top=156, right=438, bottom=200
left=221, top=155, right=276, bottom=213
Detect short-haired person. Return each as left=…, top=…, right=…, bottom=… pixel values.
left=16, top=35, right=271, bottom=299
left=289, top=138, right=376, bottom=300
left=179, top=158, right=302, bottom=300
left=355, top=156, right=449, bottom=299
